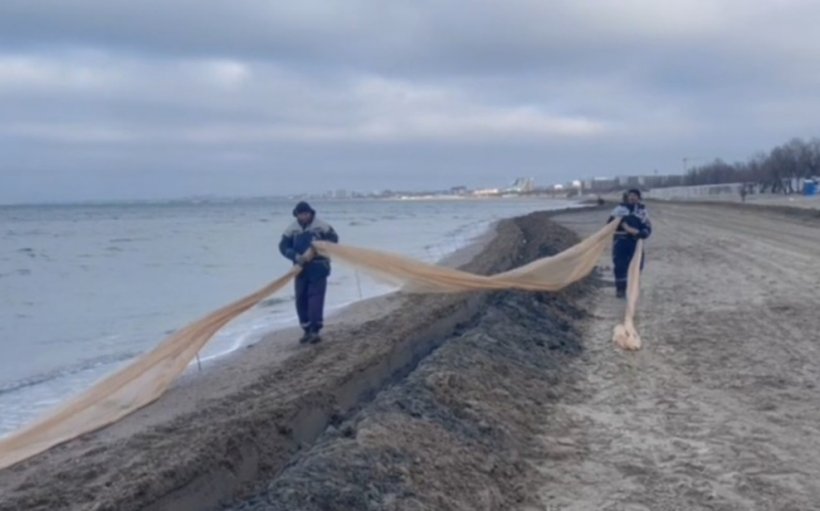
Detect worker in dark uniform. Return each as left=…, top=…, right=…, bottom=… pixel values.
left=279, top=202, right=339, bottom=344
left=608, top=189, right=652, bottom=298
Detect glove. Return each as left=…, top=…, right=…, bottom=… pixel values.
left=295, top=249, right=315, bottom=266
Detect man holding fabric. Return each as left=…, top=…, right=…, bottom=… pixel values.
left=279, top=201, right=339, bottom=344
left=608, top=189, right=652, bottom=298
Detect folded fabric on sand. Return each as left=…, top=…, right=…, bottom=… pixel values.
left=612, top=240, right=643, bottom=350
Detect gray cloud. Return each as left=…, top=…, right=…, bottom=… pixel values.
left=1, top=0, right=819, bottom=202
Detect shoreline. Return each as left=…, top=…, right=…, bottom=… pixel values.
left=0, top=195, right=576, bottom=209
left=0, top=209, right=550, bottom=511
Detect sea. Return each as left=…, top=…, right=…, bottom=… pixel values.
left=0, top=197, right=577, bottom=436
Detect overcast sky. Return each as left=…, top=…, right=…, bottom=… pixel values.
left=1, top=1, right=819, bottom=203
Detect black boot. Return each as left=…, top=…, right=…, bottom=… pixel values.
left=306, top=330, right=323, bottom=344
left=298, top=329, right=311, bottom=344
left=616, top=284, right=626, bottom=299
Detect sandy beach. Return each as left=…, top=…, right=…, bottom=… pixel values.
left=2, top=202, right=820, bottom=510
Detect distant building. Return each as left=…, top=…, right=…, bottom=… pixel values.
left=583, top=177, right=618, bottom=192
left=450, top=186, right=469, bottom=196
left=616, top=176, right=642, bottom=187
left=473, top=188, right=501, bottom=196
left=507, top=177, right=535, bottom=193
left=637, top=174, right=685, bottom=188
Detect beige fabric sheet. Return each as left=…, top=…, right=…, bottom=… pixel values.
left=0, top=220, right=644, bottom=470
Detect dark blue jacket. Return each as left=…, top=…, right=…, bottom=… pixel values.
left=608, top=203, right=652, bottom=240
left=279, top=217, right=339, bottom=273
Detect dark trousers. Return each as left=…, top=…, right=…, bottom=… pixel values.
left=294, top=264, right=328, bottom=333
left=613, top=238, right=644, bottom=293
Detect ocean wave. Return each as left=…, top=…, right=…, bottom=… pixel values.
left=0, top=351, right=140, bottom=397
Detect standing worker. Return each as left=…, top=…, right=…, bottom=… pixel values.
left=279, top=202, right=339, bottom=344
left=608, top=189, right=652, bottom=298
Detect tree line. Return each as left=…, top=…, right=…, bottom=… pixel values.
left=685, top=138, right=820, bottom=193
